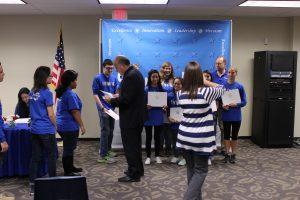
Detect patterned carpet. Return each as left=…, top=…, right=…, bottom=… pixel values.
left=1, top=139, right=300, bottom=200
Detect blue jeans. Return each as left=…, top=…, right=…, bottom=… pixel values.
left=29, top=133, right=56, bottom=183
left=58, top=130, right=79, bottom=157
left=98, top=110, right=115, bottom=158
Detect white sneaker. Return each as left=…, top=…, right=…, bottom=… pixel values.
left=208, top=158, right=212, bottom=166
left=170, top=157, right=179, bottom=163
left=178, top=159, right=186, bottom=166
left=156, top=156, right=162, bottom=164
left=145, top=157, right=151, bottom=165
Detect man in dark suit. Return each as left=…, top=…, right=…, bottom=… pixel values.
left=105, top=56, right=146, bottom=182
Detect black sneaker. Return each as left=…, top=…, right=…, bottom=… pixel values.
left=223, top=154, right=230, bottom=163
left=229, top=154, right=236, bottom=164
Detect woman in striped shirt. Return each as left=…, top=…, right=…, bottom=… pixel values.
left=177, top=61, right=225, bottom=200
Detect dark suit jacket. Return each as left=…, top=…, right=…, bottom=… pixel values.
left=111, top=66, right=147, bottom=129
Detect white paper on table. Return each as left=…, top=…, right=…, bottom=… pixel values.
left=105, top=109, right=120, bottom=120
left=100, top=90, right=114, bottom=98
left=148, top=92, right=167, bottom=107
left=210, top=100, right=217, bottom=112
left=15, top=118, right=30, bottom=124
left=170, top=107, right=183, bottom=122
left=221, top=89, right=241, bottom=106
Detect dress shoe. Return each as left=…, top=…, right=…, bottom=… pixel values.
left=124, top=170, right=144, bottom=177
left=118, top=175, right=140, bottom=182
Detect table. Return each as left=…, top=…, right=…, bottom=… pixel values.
left=0, top=123, right=48, bottom=177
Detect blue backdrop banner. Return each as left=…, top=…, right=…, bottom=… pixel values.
left=101, top=19, right=231, bottom=78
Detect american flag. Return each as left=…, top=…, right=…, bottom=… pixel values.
left=51, top=28, right=65, bottom=88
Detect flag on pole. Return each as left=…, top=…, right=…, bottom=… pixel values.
left=51, top=28, right=65, bottom=89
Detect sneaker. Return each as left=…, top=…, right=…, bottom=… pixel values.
left=97, top=156, right=117, bottom=164
left=145, top=157, right=151, bottom=165
left=223, top=154, right=230, bottom=163
left=108, top=151, right=117, bottom=158
left=156, top=156, right=162, bottom=164
left=170, top=157, right=179, bottom=164
left=29, top=183, right=34, bottom=196
left=229, top=154, right=236, bottom=164
left=208, top=158, right=212, bottom=166
left=178, top=159, right=186, bottom=166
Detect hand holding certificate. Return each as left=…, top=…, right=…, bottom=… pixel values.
left=221, top=89, right=241, bottom=106
left=148, top=92, right=167, bottom=107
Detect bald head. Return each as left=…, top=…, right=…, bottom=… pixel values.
left=114, top=56, right=131, bottom=75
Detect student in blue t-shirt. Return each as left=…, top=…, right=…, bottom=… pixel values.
left=222, top=67, right=247, bottom=164
left=167, top=77, right=183, bottom=165
left=144, top=69, right=166, bottom=165
left=29, top=66, right=56, bottom=195
left=56, top=70, right=85, bottom=176
left=0, top=62, right=8, bottom=153
left=92, top=59, right=119, bottom=164
left=159, top=62, right=174, bottom=156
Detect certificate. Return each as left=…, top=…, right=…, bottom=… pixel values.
left=105, top=109, right=120, bottom=120
left=221, top=89, right=241, bottom=106
left=101, top=90, right=114, bottom=98
left=170, top=107, right=183, bottom=122
left=148, top=92, right=167, bottom=107
left=210, top=100, right=217, bottom=112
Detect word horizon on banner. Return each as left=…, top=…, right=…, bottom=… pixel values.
left=101, top=19, right=232, bottom=80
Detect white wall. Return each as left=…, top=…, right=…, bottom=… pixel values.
left=0, top=15, right=297, bottom=138
left=292, top=17, right=300, bottom=137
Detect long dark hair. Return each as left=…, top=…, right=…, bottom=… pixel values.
left=55, top=70, right=78, bottom=98
left=147, top=69, right=163, bottom=91
left=182, top=61, right=204, bottom=99
left=16, top=87, right=30, bottom=117
left=32, top=66, right=51, bottom=93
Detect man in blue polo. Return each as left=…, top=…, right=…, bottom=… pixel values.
left=92, top=59, right=119, bottom=164
left=211, top=56, right=228, bottom=156
left=211, top=56, right=228, bottom=85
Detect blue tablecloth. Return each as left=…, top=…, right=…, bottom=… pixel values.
left=0, top=123, right=48, bottom=177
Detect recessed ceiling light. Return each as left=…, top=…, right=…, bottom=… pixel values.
left=239, top=1, right=300, bottom=8
left=98, top=0, right=168, bottom=5
left=0, top=0, right=26, bottom=4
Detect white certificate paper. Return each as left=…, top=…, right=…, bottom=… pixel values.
left=148, top=92, right=167, bottom=107
left=210, top=100, right=217, bottom=112
left=221, top=89, right=241, bottom=106
left=170, top=107, right=183, bottom=122
left=105, top=109, right=120, bottom=120
left=101, top=90, right=114, bottom=98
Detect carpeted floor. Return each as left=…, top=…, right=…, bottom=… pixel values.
left=1, top=139, right=300, bottom=200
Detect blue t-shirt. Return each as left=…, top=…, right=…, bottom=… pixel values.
left=167, top=90, right=180, bottom=130
left=56, top=89, right=82, bottom=132
left=162, top=80, right=173, bottom=94
left=0, top=101, right=5, bottom=142
left=29, top=88, right=55, bottom=135
left=144, top=86, right=165, bottom=126
left=92, top=73, right=119, bottom=110
left=222, top=81, right=247, bottom=121
left=211, top=70, right=228, bottom=85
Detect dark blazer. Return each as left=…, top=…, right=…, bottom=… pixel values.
left=111, top=66, right=146, bottom=129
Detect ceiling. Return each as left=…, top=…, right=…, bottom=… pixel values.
left=0, top=0, right=300, bottom=16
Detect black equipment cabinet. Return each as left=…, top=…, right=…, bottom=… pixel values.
left=251, top=51, right=297, bottom=147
